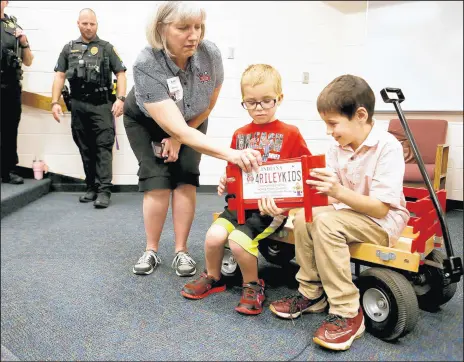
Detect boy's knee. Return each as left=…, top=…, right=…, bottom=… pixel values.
left=311, top=212, right=345, bottom=241
left=228, top=234, right=258, bottom=258
left=294, top=206, right=331, bottom=228
left=229, top=239, right=244, bottom=254
left=293, top=208, right=307, bottom=228
left=205, top=224, right=229, bottom=247
left=312, top=213, right=333, bottom=231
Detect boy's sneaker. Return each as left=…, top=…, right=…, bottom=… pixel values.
left=132, top=250, right=161, bottom=275
left=172, top=251, right=197, bottom=276
left=181, top=272, right=226, bottom=299
left=269, top=292, right=327, bottom=319
left=313, top=308, right=365, bottom=351
left=235, top=279, right=265, bottom=315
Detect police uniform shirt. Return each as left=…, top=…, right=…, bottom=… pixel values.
left=1, top=15, right=20, bottom=54
left=1, top=14, right=24, bottom=81
left=54, top=35, right=126, bottom=83
left=128, top=39, right=224, bottom=122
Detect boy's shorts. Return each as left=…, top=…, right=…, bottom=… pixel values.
left=213, top=206, right=287, bottom=257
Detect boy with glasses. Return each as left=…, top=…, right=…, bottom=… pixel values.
left=181, top=64, right=312, bottom=315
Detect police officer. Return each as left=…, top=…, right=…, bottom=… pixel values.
left=51, top=8, right=127, bottom=208
left=1, top=0, right=34, bottom=184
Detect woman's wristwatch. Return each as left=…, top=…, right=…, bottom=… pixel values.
left=117, top=96, right=126, bottom=102
left=20, top=42, right=30, bottom=48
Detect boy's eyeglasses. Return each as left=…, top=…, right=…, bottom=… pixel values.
left=241, top=99, right=277, bottom=110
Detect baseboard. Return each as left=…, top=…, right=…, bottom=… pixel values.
left=197, top=185, right=217, bottom=193
left=15, top=165, right=84, bottom=188
left=15, top=166, right=218, bottom=193
left=51, top=183, right=139, bottom=192
left=52, top=183, right=218, bottom=193
left=447, top=199, right=463, bottom=211
left=14, top=167, right=464, bottom=207
left=15, top=165, right=34, bottom=178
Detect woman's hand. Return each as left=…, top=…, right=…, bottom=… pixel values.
left=307, top=168, right=342, bottom=199
left=229, top=148, right=262, bottom=173
left=258, top=197, right=288, bottom=217
left=161, top=137, right=181, bottom=163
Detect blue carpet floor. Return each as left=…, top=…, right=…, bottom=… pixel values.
left=1, top=192, right=463, bottom=361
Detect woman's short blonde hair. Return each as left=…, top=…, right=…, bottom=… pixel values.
left=240, top=64, right=283, bottom=98
left=146, top=1, right=206, bottom=56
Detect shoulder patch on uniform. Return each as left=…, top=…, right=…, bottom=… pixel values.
left=113, top=47, right=122, bottom=60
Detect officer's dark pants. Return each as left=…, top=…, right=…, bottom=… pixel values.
left=0, top=84, right=22, bottom=178
left=70, top=98, right=114, bottom=194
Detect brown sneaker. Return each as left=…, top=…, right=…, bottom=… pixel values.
left=313, top=308, right=365, bottom=351
left=235, top=279, right=265, bottom=315
left=181, top=272, right=226, bottom=299
left=269, top=293, right=327, bottom=319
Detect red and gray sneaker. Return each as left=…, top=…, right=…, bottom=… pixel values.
left=269, top=292, right=327, bottom=319
left=313, top=308, right=365, bottom=351
left=181, top=272, right=226, bottom=299
left=235, top=279, right=265, bottom=315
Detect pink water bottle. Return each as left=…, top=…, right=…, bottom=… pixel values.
left=32, top=160, right=47, bottom=180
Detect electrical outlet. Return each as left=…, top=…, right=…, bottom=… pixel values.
left=302, top=72, right=309, bottom=84
left=227, top=47, right=235, bottom=59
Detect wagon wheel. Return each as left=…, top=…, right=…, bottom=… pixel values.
left=355, top=267, right=419, bottom=341
left=258, top=238, right=295, bottom=266
left=414, top=249, right=458, bottom=312
left=221, top=247, right=240, bottom=277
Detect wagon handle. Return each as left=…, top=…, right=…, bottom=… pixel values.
left=381, top=87, right=462, bottom=284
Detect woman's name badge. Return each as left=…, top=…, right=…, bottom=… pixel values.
left=167, top=76, right=183, bottom=102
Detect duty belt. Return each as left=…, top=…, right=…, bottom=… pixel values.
left=71, top=91, right=109, bottom=105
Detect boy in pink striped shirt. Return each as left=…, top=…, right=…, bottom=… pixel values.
left=265, top=75, right=410, bottom=351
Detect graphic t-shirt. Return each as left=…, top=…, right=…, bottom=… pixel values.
left=230, top=119, right=311, bottom=162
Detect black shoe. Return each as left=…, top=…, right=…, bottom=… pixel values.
left=2, top=172, right=24, bottom=184
left=94, top=192, right=111, bottom=208
left=79, top=188, right=97, bottom=203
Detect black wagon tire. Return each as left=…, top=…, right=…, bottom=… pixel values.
left=257, top=238, right=296, bottom=266
left=415, top=249, right=458, bottom=312
left=356, top=267, right=420, bottom=341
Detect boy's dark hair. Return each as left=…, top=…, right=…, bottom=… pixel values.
left=317, top=75, right=375, bottom=122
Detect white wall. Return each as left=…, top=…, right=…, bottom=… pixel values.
left=8, top=1, right=463, bottom=201
left=335, top=1, right=463, bottom=202
left=362, top=1, right=463, bottom=112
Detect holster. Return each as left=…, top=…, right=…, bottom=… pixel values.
left=1, top=48, right=23, bottom=85
left=62, top=85, right=72, bottom=111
